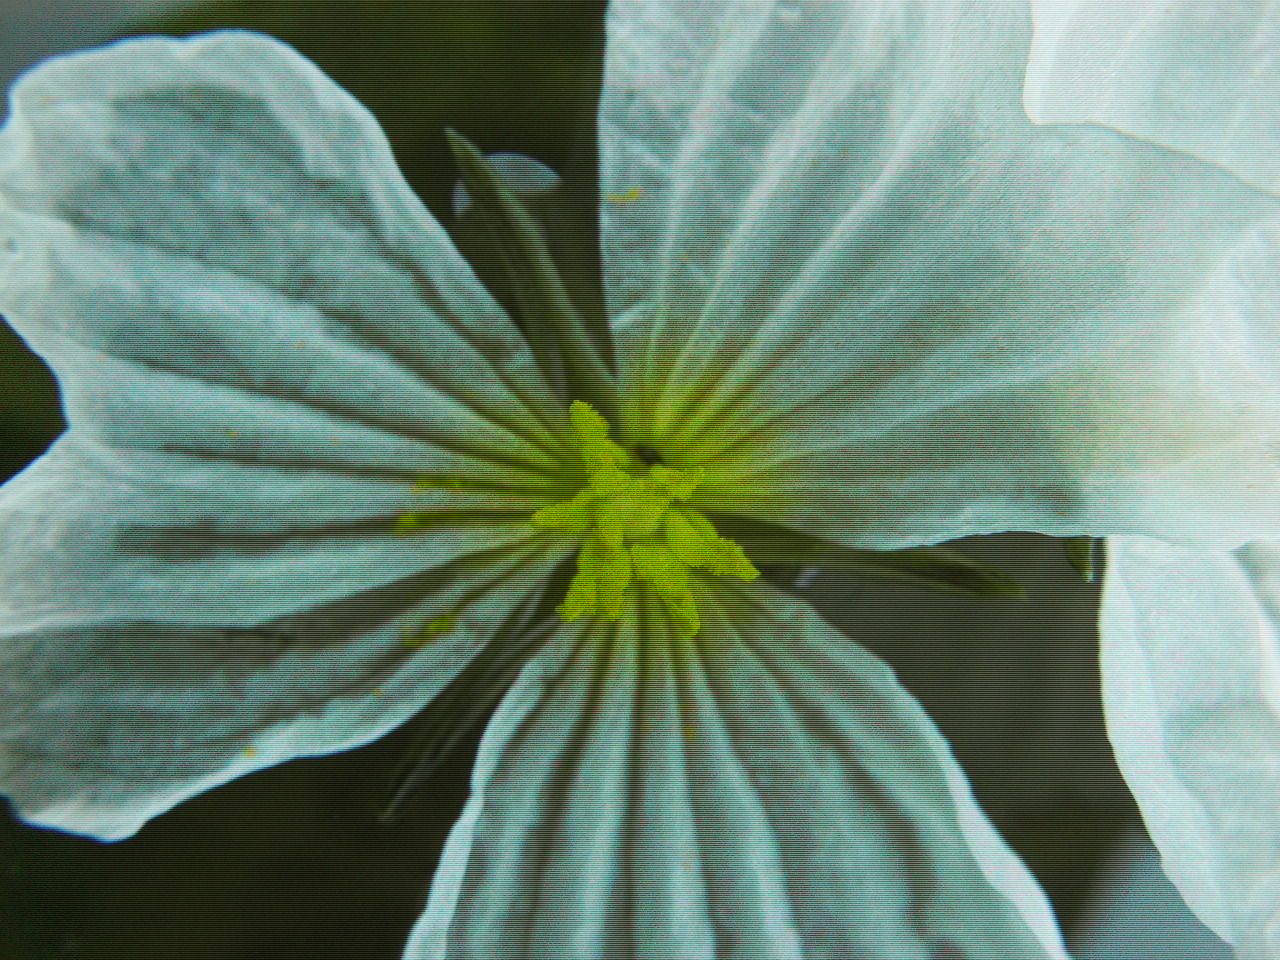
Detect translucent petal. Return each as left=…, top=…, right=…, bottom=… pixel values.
left=1100, top=536, right=1280, bottom=956
left=405, top=582, right=1068, bottom=959
left=1025, top=0, right=1280, bottom=195
left=600, top=0, right=1280, bottom=550
left=0, top=32, right=575, bottom=838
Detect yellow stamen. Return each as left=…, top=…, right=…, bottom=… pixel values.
left=532, top=401, right=758, bottom=637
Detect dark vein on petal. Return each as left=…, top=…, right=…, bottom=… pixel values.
left=264, top=537, right=560, bottom=644
left=503, top=624, right=614, bottom=952
left=94, top=346, right=558, bottom=480
left=325, top=302, right=569, bottom=465
left=156, top=442, right=571, bottom=502
left=373, top=248, right=573, bottom=443
left=156, top=441, right=432, bottom=485
left=119, top=509, right=534, bottom=560
left=20, top=211, right=565, bottom=472
left=638, top=597, right=720, bottom=956
left=5, top=545, right=559, bottom=774
left=718, top=582, right=1021, bottom=957
left=522, top=623, right=624, bottom=953
left=670, top=610, right=805, bottom=959
left=699, top=333, right=1135, bottom=478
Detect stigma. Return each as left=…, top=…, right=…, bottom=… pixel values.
left=531, top=401, right=758, bottom=637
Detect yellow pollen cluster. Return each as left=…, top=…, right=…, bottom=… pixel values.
left=531, top=401, right=758, bottom=637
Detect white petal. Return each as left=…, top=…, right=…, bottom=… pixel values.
left=1100, top=536, right=1280, bottom=956
left=600, top=0, right=1280, bottom=550
left=0, top=504, right=560, bottom=841
left=1025, top=0, right=1280, bottom=195
left=0, top=32, right=573, bottom=839
left=406, top=582, right=1068, bottom=959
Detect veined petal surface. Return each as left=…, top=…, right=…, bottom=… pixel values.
left=1100, top=536, right=1280, bottom=958
left=0, top=32, right=571, bottom=838
left=0, top=494, right=558, bottom=842
left=1025, top=0, right=1280, bottom=195
left=406, top=582, right=1068, bottom=960
left=600, top=0, right=1280, bottom=551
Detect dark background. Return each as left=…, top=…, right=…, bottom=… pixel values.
left=0, top=2, right=1231, bottom=957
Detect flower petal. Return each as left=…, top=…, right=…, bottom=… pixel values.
left=1025, top=0, right=1280, bottom=194
left=0, top=482, right=560, bottom=841
left=0, top=32, right=573, bottom=839
left=1099, top=536, right=1280, bottom=956
left=600, top=0, right=1280, bottom=550
left=405, top=582, right=1068, bottom=959
left=0, top=29, right=572, bottom=643
left=0, top=31, right=569, bottom=477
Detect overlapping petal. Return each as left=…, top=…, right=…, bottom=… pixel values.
left=1100, top=537, right=1280, bottom=957
left=1025, top=0, right=1280, bottom=194
left=0, top=32, right=571, bottom=838
left=406, top=580, right=1068, bottom=959
left=600, top=0, right=1280, bottom=551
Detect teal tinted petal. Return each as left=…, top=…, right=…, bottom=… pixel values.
left=0, top=31, right=568, bottom=470
left=405, top=583, right=1067, bottom=959
left=0, top=494, right=558, bottom=841
left=1100, top=536, right=1280, bottom=956
left=0, top=29, right=574, bottom=621
left=1025, top=0, right=1280, bottom=194
left=600, top=0, right=1280, bottom=550
left=0, top=32, right=576, bottom=839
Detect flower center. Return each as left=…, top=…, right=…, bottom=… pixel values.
left=531, top=401, right=758, bottom=637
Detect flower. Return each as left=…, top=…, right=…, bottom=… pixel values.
left=0, top=2, right=1277, bottom=958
